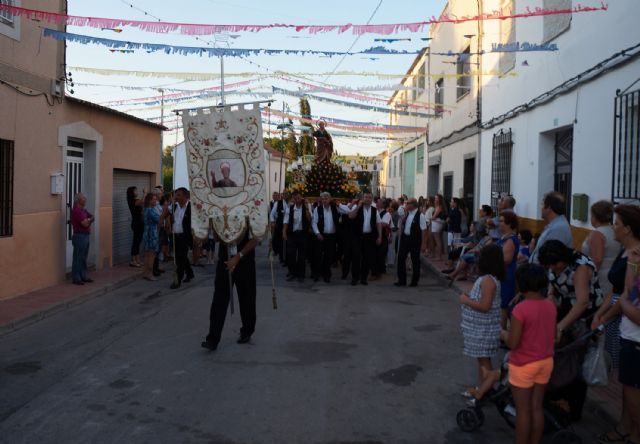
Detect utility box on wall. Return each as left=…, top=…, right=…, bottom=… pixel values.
left=50, top=173, right=64, bottom=195
left=572, top=193, right=589, bottom=222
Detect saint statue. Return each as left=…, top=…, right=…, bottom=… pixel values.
left=313, top=120, right=333, bottom=164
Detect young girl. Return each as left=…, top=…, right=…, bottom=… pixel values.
left=460, top=244, right=505, bottom=399
left=501, top=263, right=557, bottom=444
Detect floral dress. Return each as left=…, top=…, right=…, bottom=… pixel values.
left=461, top=275, right=502, bottom=358
left=143, top=207, right=160, bottom=253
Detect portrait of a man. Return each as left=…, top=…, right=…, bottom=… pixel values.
left=209, top=159, right=244, bottom=189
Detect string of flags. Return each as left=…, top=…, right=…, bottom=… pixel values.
left=0, top=3, right=608, bottom=36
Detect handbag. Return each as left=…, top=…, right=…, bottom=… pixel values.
left=582, top=335, right=611, bottom=386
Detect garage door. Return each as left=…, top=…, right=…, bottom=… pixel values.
left=112, top=169, right=152, bottom=264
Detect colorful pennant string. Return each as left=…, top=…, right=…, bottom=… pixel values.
left=42, top=29, right=423, bottom=57
left=0, top=3, right=608, bottom=36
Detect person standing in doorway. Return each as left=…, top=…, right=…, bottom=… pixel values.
left=170, top=187, right=195, bottom=289
left=70, top=192, right=94, bottom=285
left=126, top=186, right=144, bottom=267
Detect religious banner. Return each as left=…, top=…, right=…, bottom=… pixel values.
left=181, top=104, right=268, bottom=245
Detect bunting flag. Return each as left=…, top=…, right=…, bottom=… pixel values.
left=42, top=29, right=423, bottom=57
left=0, top=3, right=608, bottom=35
left=272, top=87, right=435, bottom=118
left=69, top=66, right=516, bottom=80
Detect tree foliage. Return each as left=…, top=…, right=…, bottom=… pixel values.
left=298, top=97, right=314, bottom=156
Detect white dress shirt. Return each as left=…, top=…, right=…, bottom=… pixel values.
left=270, top=200, right=284, bottom=223
left=173, top=202, right=188, bottom=234
left=403, top=209, right=427, bottom=235
left=283, top=204, right=305, bottom=231
left=361, top=205, right=381, bottom=234
left=312, top=205, right=337, bottom=235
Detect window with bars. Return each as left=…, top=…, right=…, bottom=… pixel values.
left=435, top=78, right=444, bottom=117
left=491, top=129, right=513, bottom=210
left=0, top=0, right=14, bottom=26
left=418, top=63, right=426, bottom=92
left=612, top=89, right=640, bottom=202
left=0, top=139, right=14, bottom=237
left=456, top=47, right=471, bottom=100
left=416, top=144, right=425, bottom=173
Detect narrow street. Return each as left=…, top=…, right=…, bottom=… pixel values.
left=0, top=247, right=612, bottom=443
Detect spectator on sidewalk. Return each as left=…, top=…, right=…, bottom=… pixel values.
left=582, top=200, right=618, bottom=296
left=170, top=187, right=194, bottom=289
left=395, top=198, right=427, bottom=287
left=152, top=188, right=169, bottom=276
left=487, top=195, right=516, bottom=241
left=529, top=192, right=573, bottom=264
left=126, top=186, right=144, bottom=267
left=430, top=194, right=447, bottom=261
left=447, top=198, right=463, bottom=252
left=517, top=230, right=533, bottom=264
left=142, top=193, right=160, bottom=281
left=497, top=211, right=520, bottom=329
left=70, top=192, right=95, bottom=285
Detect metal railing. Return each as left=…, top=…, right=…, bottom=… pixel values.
left=612, top=88, right=640, bottom=202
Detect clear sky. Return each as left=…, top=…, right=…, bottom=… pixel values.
left=66, top=0, right=447, bottom=155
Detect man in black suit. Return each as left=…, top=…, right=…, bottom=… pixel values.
left=348, top=191, right=382, bottom=286
left=311, top=192, right=345, bottom=283
left=269, top=192, right=286, bottom=265
left=202, top=230, right=258, bottom=351
left=395, top=198, right=428, bottom=287
left=170, top=187, right=195, bottom=289
left=282, top=191, right=311, bottom=282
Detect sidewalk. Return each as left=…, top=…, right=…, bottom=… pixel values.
left=419, top=253, right=622, bottom=425
left=0, top=264, right=143, bottom=336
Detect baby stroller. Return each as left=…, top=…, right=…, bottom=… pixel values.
left=455, top=327, right=601, bottom=444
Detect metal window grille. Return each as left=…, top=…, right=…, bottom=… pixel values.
left=0, top=139, right=14, bottom=237
left=554, top=129, right=573, bottom=217
left=491, top=129, right=513, bottom=210
left=435, top=78, right=444, bottom=117
left=612, top=89, right=640, bottom=202
left=416, top=143, right=425, bottom=173
left=0, top=0, right=14, bottom=26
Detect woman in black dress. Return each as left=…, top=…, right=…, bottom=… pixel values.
left=126, top=186, right=144, bottom=267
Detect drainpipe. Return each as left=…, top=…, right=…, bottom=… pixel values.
left=475, top=0, right=484, bottom=220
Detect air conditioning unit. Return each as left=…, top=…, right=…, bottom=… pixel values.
left=51, top=79, right=63, bottom=97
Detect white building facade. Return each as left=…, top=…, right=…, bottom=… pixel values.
left=479, top=0, right=640, bottom=243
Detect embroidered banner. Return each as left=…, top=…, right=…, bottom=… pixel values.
left=181, top=105, right=269, bottom=244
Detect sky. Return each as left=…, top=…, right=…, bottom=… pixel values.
left=66, top=0, right=447, bottom=156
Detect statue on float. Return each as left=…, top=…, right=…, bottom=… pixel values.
left=312, top=120, right=333, bottom=164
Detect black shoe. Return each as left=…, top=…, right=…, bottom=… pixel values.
left=237, top=335, right=251, bottom=344
left=72, top=280, right=84, bottom=286
left=153, top=271, right=161, bottom=277
left=409, top=282, right=418, bottom=287
left=360, top=280, right=368, bottom=285
left=201, top=340, right=217, bottom=351
left=169, top=282, right=181, bottom=289
left=312, top=275, right=319, bottom=282
left=441, top=268, right=454, bottom=274
left=286, top=275, right=296, bottom=282
left=82, top=278, right=93, bottom=283
left=323, top=277, right=331, bottom=283
left=351, top=280, right=358, bottom=286
left=183, top=276, right=193, bottom=283
left=158, top=269, right=166, bottom=274
left=393, top=282, right=406, bottom=287
left=297, top=277, right=304, bottom=283
left=341, top=274, right=348, bottom=280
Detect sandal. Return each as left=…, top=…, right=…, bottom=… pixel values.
left=460, top=387, right=478, bottom=399
left=598, top=428, right=629, bottom=443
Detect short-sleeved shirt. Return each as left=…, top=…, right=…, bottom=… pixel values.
left=509, top=299, right=557, bottom=366
left=71, top=206, right=92, bottom=234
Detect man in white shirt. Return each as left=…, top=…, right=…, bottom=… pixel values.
left=269, top=192, right=286, bottom=265
left=347, top=191, right=382, bottom=286
left=371, top=198, right=392, bottom=280
left=395, top=198, right=428, bottom=287
left=170, top=187, right=194, bottom=289
left=312, top=192, right=349, bottom=283
left=282, top=191, right=311, bottom=282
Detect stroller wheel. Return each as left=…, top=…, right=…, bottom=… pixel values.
left=551, top=430, right=582, bottom=444
left=456, top=407, right=484, bottom=432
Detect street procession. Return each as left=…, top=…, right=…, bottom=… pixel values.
left=1, top=1, right=640, bottom=443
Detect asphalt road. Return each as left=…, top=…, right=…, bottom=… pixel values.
left=0, top=246, right=612, bottom=443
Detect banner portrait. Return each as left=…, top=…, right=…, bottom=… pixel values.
left=181, top=104, right=269, bottom=245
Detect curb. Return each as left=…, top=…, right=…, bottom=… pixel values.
left=420, top=255, right=464, bottom=293
left=0, top=272, right=142, bottom=337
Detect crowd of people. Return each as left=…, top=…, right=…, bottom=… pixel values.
left=67, top=185, right=640, bottom=444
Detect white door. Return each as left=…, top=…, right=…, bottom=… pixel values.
left=65, top=146, right=84, bottom=270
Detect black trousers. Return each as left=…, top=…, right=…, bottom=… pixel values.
left=352, top=233, right=376, bottom=283
left=397, top=234, right=421, bottom=285
left=174, top=233, right=194, bottom=282
left=315, top=233, right=337, bottom=280
left=272, top=223, right=285, bottom=263
left=206, top=257, right=256, bottom=345
left=287, top=231, right=307, bottom=278
left=131, top=223, right=144, bottom=256
left=341, top=231, right=353, bottom=278
left=373, top=238, right=388, bottom=276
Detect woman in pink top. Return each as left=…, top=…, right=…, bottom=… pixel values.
left=501, top=263, right=557, bottom=444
